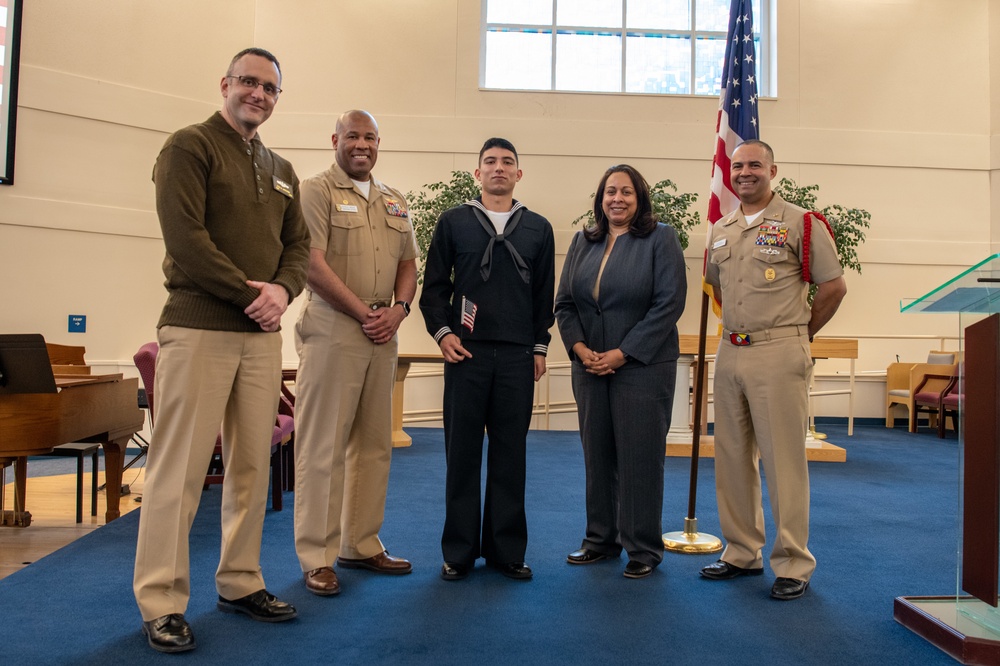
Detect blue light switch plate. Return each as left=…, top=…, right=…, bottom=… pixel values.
left=68, top=315, right=87, bottom=333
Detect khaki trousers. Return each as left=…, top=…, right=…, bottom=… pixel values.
left=712, top=333, right=817, bottom=582
left=133, top=326, right=282, bottom=621
left=293, top=299, right=396, bottom=571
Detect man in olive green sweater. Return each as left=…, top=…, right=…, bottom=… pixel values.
left=133, top=48, right=310, bottom=654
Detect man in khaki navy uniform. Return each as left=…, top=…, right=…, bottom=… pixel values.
left=293, top=110, right=417, bottom=596
left=701, top=139, right=847, bottom=601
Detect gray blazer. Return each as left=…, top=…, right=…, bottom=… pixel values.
left=554, top=223, right=686, bottom=366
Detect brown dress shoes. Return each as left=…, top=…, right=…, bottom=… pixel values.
left=337, top=550, right=412, bottom=575
left=304, top=566, right=341, bottom=596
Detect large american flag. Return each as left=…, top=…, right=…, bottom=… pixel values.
left=705, top=0, right=760, bottom=314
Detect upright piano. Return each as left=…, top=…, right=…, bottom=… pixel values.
left=0, top=334, right=144, bottom=525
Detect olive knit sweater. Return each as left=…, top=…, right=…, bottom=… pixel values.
left=153, top=112, right=310, bottom=332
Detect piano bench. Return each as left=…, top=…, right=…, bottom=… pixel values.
left=43, top=442, right=100, bottom=523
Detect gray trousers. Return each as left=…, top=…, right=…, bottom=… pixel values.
left=572, top=360, right=676, bottom=567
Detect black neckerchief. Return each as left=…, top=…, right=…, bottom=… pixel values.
left=466, top=199, right=531, bottom=284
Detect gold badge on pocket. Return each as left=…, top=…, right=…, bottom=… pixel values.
left=765, top=268, right=776, bottom=281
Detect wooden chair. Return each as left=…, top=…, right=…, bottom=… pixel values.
left=885, top=351, right=959, bottom=431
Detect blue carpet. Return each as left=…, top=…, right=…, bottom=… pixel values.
left=0, top=425, right=962, bottom=664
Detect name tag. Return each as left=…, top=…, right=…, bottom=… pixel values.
left=712, top=238, right=727, bottom=249
left=336, top=203, right=359, bottom=213
left=272, top=176, right=293, bottom=198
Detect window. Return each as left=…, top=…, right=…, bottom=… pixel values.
left=480, top=0, right=772, bottom=97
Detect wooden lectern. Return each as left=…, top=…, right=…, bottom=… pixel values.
left=893, top=255, right=1000, bottom=664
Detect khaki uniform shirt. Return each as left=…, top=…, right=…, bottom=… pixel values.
left=705, top=193, right=842, bottom=333
left=301, top=162, right=417, bottom=302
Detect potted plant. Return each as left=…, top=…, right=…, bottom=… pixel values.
left=407, top=171, right=481, bottom=284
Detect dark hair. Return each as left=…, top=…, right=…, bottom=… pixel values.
left=227, top=47, right=282, bottom=80
left=479, top=137, right=518, bottom=164
left=584, top=164, right=657, bottom=242
left=734, top=138, right=774, bottom=163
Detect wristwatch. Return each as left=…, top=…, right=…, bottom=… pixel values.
left=395, top=301, right=411, bottom=317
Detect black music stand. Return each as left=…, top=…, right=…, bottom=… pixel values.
left=0, top=333, right=57, bottom=395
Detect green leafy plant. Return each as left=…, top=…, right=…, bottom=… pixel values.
left=773, top=177, right=870, bottom=302
left=571, top=180, right=701, bottom=250
left=407, top=171, right=480, bottom=284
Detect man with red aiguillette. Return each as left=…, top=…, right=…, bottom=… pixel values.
left=701, top=139, right=846, bottom=601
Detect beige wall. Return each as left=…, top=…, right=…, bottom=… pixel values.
left=0, top=0, right=994, bottom=420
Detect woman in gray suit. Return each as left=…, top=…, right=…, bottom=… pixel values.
left=555, top=164, right=687, bottom=578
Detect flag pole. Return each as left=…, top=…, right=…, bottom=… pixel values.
left=663, top=0, right=756, bottom=555
left=662, top=290, right=722, bottom=553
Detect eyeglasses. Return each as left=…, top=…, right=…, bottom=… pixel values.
left=226, top=75, right=282, bottom=99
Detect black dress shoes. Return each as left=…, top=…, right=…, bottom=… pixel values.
left=217, top=589, right=298, bottom=622
left=623, top=561, right=654, bottom=579
left=567, top=548, right=613, bottom=565
left=771, top=577, right=809, bottom=600
left=699, top=559, right=765, bottom=580
left=142, top=613, right=195, bottom=653
left=441, top=562, right=470, bottom=581
left=490, top=561, right=533, bottom=580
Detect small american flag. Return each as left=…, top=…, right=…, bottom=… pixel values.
left=461, top=296, right=477, bottom=332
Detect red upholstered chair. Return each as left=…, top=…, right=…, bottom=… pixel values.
left=133, top=342, right=159, bottom=425
left=277, top=387, right=296, bottom=492
left=203, top=417, right=290, bottom=511
left=134, top=342, right=290, bottom=511
left=939, top=364, right=964, bottom=438
left=911, top=367, right=959, bottom=435
left=885, top=351, right=959, bottom=431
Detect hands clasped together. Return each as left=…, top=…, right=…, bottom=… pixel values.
left=360, top=305, right=406, bottom=345
left=572, top=342, right=627, bottom=376
left=245, top=280, right=290, bottom=333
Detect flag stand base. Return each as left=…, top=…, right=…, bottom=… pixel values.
left=663, top=517, right=723, bottom=554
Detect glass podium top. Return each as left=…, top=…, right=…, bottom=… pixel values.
left=901, top=253, right=1000, bottom=314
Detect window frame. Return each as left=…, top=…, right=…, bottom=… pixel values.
left=478, top=0, right=774, bottom=98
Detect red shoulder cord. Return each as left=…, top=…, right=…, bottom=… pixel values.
left=801, top=211, right=835, bottom=283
